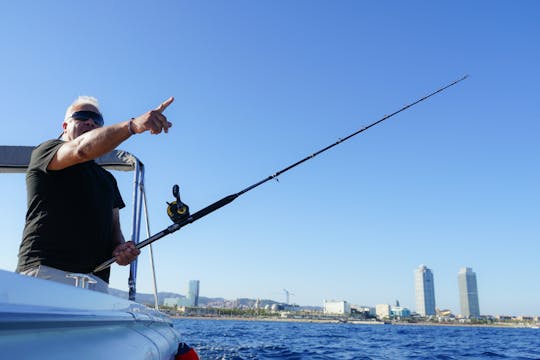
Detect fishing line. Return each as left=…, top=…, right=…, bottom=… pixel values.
left=94, top=75, right=468, bottom=273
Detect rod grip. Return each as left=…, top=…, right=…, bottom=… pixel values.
left=190, top=194, right=238, bottom=222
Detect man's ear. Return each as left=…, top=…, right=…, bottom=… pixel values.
left=57, top=121, right=68, bottom=139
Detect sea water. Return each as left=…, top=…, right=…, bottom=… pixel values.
left=174, top=318, right=540, bottom=359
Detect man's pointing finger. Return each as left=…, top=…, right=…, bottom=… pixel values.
left=156, top=97, right=174, bottom=113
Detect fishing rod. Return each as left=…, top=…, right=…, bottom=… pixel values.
left=94, top=75, right=468, bottom=273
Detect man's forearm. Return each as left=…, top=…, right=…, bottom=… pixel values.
left=73, top=121, right=132, bottom=162
left=111, top=208, right=126, bottom=246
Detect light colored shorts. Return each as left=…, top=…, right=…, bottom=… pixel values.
left=18, top=265, right=109, bottom=293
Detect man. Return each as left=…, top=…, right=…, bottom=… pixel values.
left=16, top=95, right=174, bottom=292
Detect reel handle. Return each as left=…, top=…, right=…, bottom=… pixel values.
left=167, top=184, right=190, bottom=223
left=172, top=184, right=182, bottom=207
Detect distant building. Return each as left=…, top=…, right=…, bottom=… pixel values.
left=390, top=306, right=411, bottom=318
left=271, top=303, right=284, bottom=312
left=187, top=280, right=200, bottom=307
left=351, top=305, right=375, bottom=318
left=163, top=297, right=183, bottom=307
left=414, top=265, right=436, bottom=316
left=323, top=300, right=351, bottom=315
left=177, top=297, right=194, bottom=307
left=436, top=308, right=453, bottom=317
left=458, top=267, right=480, bottom=318
left=163, top=280, right=200, bottom=308
left=376, top=304, right=391, bottom=319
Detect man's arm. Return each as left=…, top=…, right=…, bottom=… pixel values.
left=50, top=122, right=133, bottom=170
left=49, top=97, right=174, bottom=170
left=111, top=208, right=140, bottom=266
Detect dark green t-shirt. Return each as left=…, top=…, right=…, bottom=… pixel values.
left=16, top=139, right=125, bottom=282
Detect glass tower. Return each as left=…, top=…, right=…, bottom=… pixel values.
left=458, top=267, right=480, bottom=318
left=414, top=265, right=436, bottom=316
left=187, top=280, right=200, bottom=307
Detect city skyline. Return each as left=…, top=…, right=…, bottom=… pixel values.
left=151, top=266, right=536, bottom=319
left=169, top=266, right=485, bottom=317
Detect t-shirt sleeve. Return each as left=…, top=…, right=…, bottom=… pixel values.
left=29, top=139, right=64, bottom=173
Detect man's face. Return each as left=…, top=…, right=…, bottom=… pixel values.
left=62, top=104, right=103, bottom=140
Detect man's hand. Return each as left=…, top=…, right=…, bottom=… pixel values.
left=131, top=97, right=174, bottom=135
left=113, top=241, right=141, bottom=266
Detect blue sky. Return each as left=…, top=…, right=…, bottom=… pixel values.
left=0, top=1, right=538, bottom=316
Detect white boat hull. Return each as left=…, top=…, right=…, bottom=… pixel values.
left=0, top=269, right=181, bottom=360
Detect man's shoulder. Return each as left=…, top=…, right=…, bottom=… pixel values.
left=28, top=139, right=64, bottom=172
left=33, top=139, right=63, bottom=154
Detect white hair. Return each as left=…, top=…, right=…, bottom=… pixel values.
left=63, top=96, right=101, bottom=122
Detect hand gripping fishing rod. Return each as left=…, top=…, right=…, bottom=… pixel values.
left=94, top=75, right=468, bottom=273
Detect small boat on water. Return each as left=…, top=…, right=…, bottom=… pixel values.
left=0, top=146, right=197, bottom=360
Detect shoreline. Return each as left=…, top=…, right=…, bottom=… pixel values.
left=171, top=315, right=538, bottom=329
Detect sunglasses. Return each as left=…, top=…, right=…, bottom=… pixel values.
left=70, top=111, right=104, bottom=126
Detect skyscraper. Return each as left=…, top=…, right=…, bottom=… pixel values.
left=458, top=267, right=480, bottom=318
left=187, top=280, right=200, bottom=307
left=414, top=265, right=436, bottom=316
left=177, top=280, right=200, bottom=307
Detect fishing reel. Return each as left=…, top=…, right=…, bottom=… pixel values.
left=167, top=184, right=190, bottom=224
